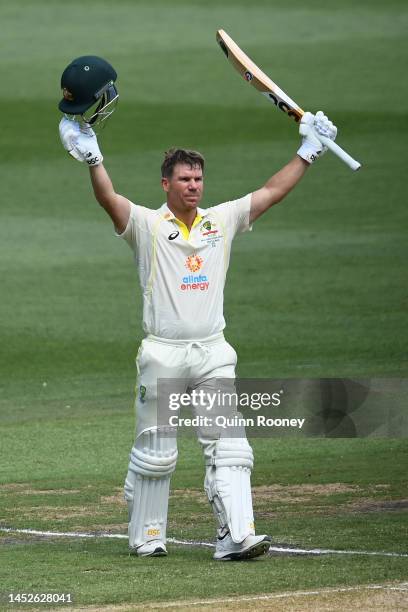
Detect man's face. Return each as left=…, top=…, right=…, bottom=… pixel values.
left=161, top=163, right=204, bottom=213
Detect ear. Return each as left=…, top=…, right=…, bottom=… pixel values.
left=161, top=177, right=169, bottom=193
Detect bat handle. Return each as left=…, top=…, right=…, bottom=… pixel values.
left=317, top=135, right=361, bottom=171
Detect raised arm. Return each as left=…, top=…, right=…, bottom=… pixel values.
left=89, top=164, right=130, bottom=233
left=250, top=156, right=308, bottom=223
left=59, top=118, right=130, bottom=232
left=250, top=111, right=337, bottom=224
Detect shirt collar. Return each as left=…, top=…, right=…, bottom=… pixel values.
left=159, top=203, right=209, bottom=221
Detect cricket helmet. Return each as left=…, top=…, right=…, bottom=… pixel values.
left=58, top=56, right=118, bottom=127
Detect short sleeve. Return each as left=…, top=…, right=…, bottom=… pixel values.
left=115, top=202, right=157, bottom=251
left=210, top=193, right=252, bottom=239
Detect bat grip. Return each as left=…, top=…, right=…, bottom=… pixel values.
left=318, top=135, right=361, bottom=171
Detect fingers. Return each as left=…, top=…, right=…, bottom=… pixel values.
left=299, top=112, right=315, bottom=138
left=59, top=117, right=80, bottom=138
left=59, top=117, right=81, bottom=152
left=314, top=111, right=337, bottom=141
left=301, top=111, right=315, bottom=125
left=61, top=129, right=76, bottom=151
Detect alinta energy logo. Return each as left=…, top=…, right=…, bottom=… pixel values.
left=181, top=254, right=209, bottom=291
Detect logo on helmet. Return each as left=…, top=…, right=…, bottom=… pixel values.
left=62, top=88, right=74, bottom=101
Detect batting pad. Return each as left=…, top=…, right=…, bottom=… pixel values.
left=204, top=438, right=255, bottom=543
left=124, top=427, right=178, bottom=549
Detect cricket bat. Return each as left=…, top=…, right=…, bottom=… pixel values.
left=216, top=29, right=361, bottom=171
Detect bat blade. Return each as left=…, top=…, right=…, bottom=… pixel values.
left=216, top=29, right=361, bottom=171
left=216, top=29, right=303, bottom=123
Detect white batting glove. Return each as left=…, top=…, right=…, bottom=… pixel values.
left=297, top=111, right=337, bottom=164
left=59, top=118, right=103, bottom=166
left=59, top=117, right=82, bottom=161
left=314, top=111, right=337, bottom=140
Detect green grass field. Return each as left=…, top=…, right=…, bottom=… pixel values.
left=1, top=0, right=407, bottom=609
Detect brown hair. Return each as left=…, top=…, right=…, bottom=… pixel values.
left=161, top=148, right=205, bottom=179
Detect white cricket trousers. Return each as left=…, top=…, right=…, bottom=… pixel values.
left=134, top=332, right=239, bottom=453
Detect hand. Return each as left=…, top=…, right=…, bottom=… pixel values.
left=59, top=118, right=104, bottom=166
left=314, top=111, right=337, bottom=141
left=297, top=111, right=337, bottom=164
left=59, top=118, right=82, bottom=161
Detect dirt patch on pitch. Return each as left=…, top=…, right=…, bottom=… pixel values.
left=253, top=483, right=362, bottom=501
left=154, top=586, right=408, bottom=611
left=99, top=484, right=401, bottom=517
left=252, top=483, right=362, bottom=517
left=100, top=490, right=126, bottom=505
left=25, top=488, right=82, bottom=495
left=347, top=499, right=408, bottom=513
left=251, top=483, right=407, bottom=518
left=171, top=489, right=208, bottom=504
left=28, top=583, right=408, bottom=612
left=1, top=484, right=126, bottom=524
left=14, top=506, right=105, bottom=521
left=3, top=482, right=401, bottom=526
left=0, top=483, right=82, bottom=495
left=2, top=483, right=125, bottom=504
left=71, top=523, right=128, bottom=533
left=0, top=535, right=46, bottom=546
left=0, top=483, right=27, bottom=492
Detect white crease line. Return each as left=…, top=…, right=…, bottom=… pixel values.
left=1, top=527, right=407, bottom=558
left=82, top=583, right=408, bottom=609
left=269, top=545, right=408, bottom=558
left=0, top=527, right=213, bottom=548
left=1, top=527, right=127, bottom=540
left=386, top=584, right=408, bottom=591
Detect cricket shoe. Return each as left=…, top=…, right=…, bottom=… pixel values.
left=131, top=540, right=167, bottom=557
left=213, top=533, right=271, bottom=561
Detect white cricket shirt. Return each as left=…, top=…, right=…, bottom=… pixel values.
left=118, top=194, right=252, bottom=340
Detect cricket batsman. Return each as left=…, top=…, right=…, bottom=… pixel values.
left=58, top=56, right=337, bottom=560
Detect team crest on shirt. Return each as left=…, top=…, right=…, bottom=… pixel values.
left=200, top=219, right=221, bottom=246
left=200, top=220, right=218, bottom=236
left=185, top=254, right=203, bottom=273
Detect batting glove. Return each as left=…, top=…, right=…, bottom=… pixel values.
left=297, top=111, right=337, bottom=164
left=59, top=118, right=103, bottom=166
